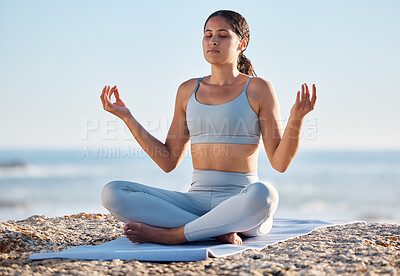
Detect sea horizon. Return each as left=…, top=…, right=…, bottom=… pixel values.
left=0, top=148, right=399, bottom=224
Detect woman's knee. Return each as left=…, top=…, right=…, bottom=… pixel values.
left=101, top=180, right=126, bottom=210
left=101, top=180, right=148, bottom=210
left=244, top=181, right=279, bottom=207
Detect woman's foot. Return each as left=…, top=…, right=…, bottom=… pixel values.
left=123, top=222, right=187, bottom=245
left=124, top=222, right=242, bottom=245
left=214, top=232, right=243, bottom=245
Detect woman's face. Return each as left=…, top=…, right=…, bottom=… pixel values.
left=202, top=16, right=245, bottom=66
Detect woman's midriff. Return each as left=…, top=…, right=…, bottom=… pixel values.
left=190, top=143, right=260, bottom=173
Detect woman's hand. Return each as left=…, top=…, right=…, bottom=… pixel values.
left=100, top=85, right=132, bottom=120
left=290, top=83, right=317, bottom=120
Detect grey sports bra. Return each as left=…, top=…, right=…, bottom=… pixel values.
left=186, top=76, right=261, bottom=144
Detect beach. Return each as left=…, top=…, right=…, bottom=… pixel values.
left=1, top=150, right=399, bottom=274
left=1, top=150, right=399, bottom=224
left=1, top=213, right=399, bottom=275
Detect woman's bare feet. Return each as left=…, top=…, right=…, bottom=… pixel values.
left=123, top=222, right=187, bottom=245
left=124, top=222, right=243, bottom=245
left=214, top=232, right=243, bottom=245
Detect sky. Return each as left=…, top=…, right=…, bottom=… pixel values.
left=0, top=0, right=399, bottom=151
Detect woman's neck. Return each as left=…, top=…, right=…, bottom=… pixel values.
left=209, top=64, right=241, bottom=86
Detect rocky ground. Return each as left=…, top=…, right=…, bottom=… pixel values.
left=0, top=213, right=399, bottom=275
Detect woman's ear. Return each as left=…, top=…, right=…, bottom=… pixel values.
left=240, top=37, right=248, bottom=51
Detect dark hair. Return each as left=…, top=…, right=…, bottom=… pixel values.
left=204, top=10, right=256, bottom=77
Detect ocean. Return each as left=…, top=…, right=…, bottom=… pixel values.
left=0, top=148, right=399, bottom=224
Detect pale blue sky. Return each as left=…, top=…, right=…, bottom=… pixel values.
left=0, top=0, right=399, bottom=150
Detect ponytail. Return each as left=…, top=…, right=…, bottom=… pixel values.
left=238, top=52, right=256, bottom=77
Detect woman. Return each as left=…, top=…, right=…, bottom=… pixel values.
left=100, top=10, right=317, bottom=245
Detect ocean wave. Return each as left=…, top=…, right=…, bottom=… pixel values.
left=0, top=163, right=113, bottom=179
left=0, top=161, right=27, bottom=168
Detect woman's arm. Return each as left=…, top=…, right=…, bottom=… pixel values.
left=257, top=80, right=317, bottom=173
left=100, top=82, right=192, bottom=173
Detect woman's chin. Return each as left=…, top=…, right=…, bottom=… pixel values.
left=204, top=57, right=227, bottom=65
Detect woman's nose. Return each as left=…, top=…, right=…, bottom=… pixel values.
left=209, top=38, right=218, bottom=46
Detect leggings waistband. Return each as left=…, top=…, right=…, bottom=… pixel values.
left=190, top=169, right=259, bottom=189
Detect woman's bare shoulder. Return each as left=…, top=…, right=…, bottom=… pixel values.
left=176, top=78, right=202, bottom=97
left=248, top=76, right=277, bottom=106
left=175, top=77, right=203, bottom=111
left=250, top=77, right=274, bottom=94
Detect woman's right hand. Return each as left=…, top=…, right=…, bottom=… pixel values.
left=100, top=85, right=132, bottom=120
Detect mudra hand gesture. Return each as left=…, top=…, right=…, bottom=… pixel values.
left=290, top=83, right=317, bottom=120
left=100, top=85, right=132, bottom=120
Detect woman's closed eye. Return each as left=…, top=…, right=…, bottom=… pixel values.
left=204, top=34, right=228, bottom=38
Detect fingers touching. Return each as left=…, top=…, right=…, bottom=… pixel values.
left=101, top=85, right=119, bottom=105
left=298, top=83, right=317, bottom=110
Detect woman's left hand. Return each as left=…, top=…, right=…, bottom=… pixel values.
left=290, top=83, right=317, bottom=120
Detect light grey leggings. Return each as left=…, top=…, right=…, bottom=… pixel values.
left=101, top=169, right=279, bottom=242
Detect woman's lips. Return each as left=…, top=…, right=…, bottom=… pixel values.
left=207, top=50, right=219, bottom=53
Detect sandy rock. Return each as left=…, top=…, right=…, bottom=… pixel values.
left=0, top=214, right=399, bottom=275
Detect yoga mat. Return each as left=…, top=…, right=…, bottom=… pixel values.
left=29, top=218, right=356, bottom=262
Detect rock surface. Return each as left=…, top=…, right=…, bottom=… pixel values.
left=0, top=213, right=399, bottom=275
